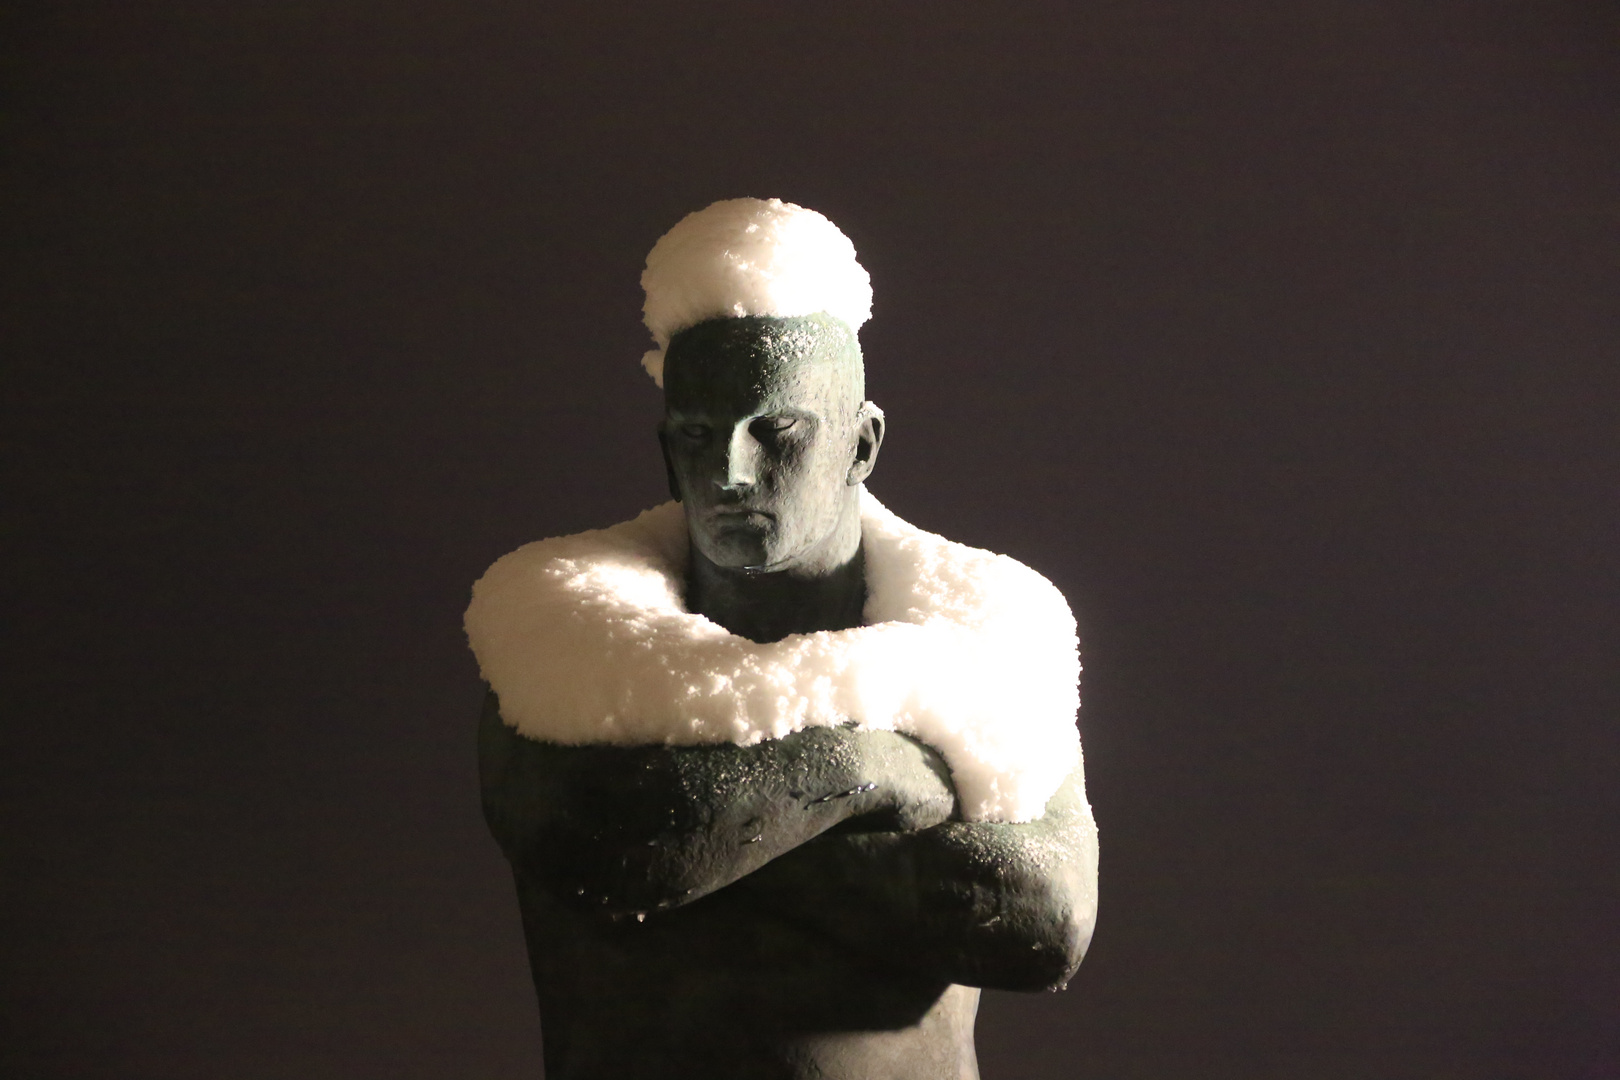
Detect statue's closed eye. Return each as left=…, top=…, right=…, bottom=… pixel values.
left=678, top=423, right=711, bottom=440
left=750, top=416, right=798, bottom=439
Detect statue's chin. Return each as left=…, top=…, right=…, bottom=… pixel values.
left=698, top=534, right=822, bottom=576
left=695, top=531, right=774, bottom=571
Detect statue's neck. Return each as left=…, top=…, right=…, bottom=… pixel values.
left=686, top=534, right=868, bottom=645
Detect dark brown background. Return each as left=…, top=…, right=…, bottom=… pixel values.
left=4, top=2, right=1617, bottom=1077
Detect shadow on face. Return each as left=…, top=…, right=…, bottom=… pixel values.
left=659, top=314, right=881, bottom=573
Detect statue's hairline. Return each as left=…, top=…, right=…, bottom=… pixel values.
left=663, top=313, right=866, bottom=406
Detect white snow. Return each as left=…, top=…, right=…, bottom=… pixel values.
left=639, top=198, right=873, bottom=387
left=464, top=491, right=1083, bottom=823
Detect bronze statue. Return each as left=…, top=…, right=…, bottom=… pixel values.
left=469, top=199, right=1098, bottom=1079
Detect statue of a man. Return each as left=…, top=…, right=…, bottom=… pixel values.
left=468, top=199, right=1098, bottom=1079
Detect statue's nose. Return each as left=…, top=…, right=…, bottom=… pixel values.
left=720, top=426, right=759, bottom=489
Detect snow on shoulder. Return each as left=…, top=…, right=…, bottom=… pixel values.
left=464, top=492, right=1083, bottom=824
left=639, top=197, right=873, bottom=387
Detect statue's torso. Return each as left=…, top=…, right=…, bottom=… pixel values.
left=513, top=870, right=981, bottom=1080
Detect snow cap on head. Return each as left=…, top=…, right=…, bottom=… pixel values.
left=639, top=198, right=872, bottom=386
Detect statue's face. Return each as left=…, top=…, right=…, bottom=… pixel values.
left=661, top=314, right=879, bottom=573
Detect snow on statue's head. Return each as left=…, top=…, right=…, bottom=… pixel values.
left=643, top=198, right=884, bottom=575
left=639, top=197, right=873, bottom=386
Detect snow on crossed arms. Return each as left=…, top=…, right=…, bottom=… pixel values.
left=464, top=491, right=1084, bottom=823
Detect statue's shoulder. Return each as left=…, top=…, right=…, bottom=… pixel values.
left=859, top=493, right=1075, bottom=633
left=471, top=502, right=689, bottom=601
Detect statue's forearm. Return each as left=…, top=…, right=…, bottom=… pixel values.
left=733, top=767, right=1098, bottom=991
left=479, top=690, right=958, bottom=915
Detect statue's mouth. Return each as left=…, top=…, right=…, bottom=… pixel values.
left=712, top=509, right=774, bottom=529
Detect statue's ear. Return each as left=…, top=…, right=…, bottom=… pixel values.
left=658, top=428, right=682, bottom=502
left=847, top=401, right=885, bottom=486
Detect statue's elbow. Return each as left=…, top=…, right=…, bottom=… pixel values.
left=1000, top=874, right=1096, bottom=991
left=993, top=822, right=1100, bottom=991
left=1046, top=882, right=1098, bottom=988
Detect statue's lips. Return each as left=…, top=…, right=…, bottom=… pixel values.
left=710, top=509, right=775, bottom=531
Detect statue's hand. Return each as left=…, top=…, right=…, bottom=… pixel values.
left=738, top=762, right=1099, bottom=992
left=844, top=727, right=958, bottom=833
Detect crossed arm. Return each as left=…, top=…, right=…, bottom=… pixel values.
left=478, top=689, right=1097, bottom=991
